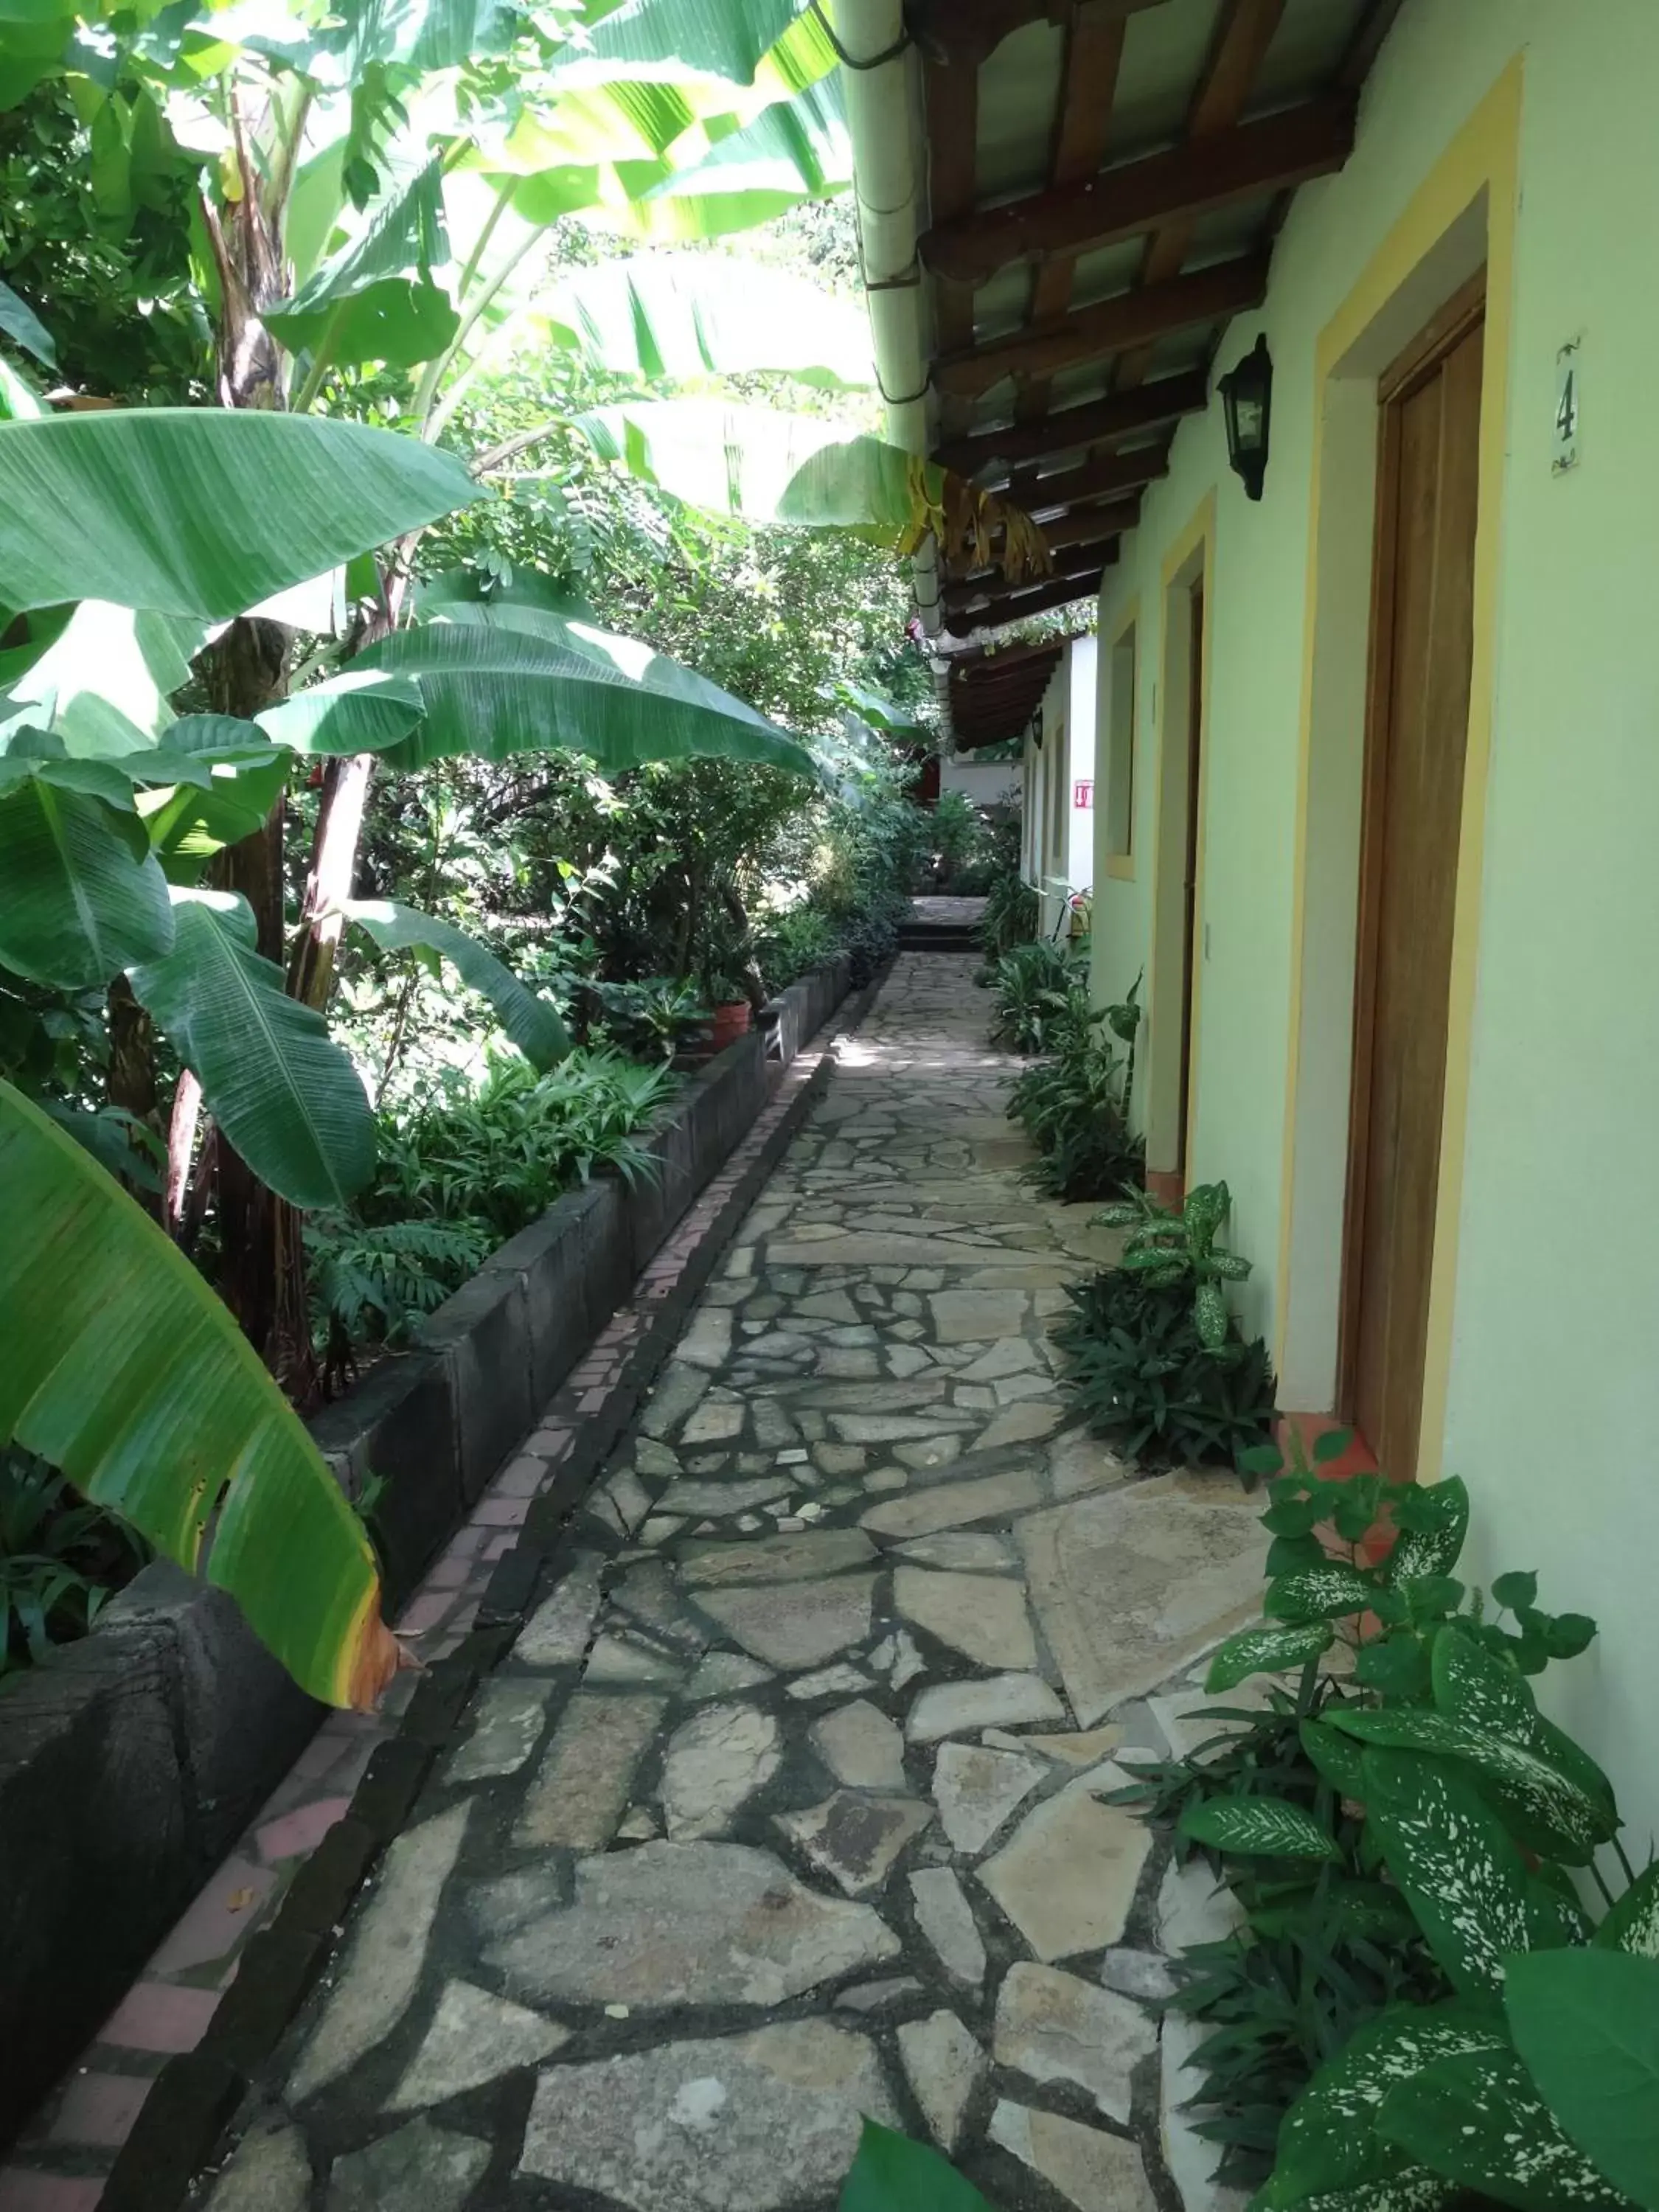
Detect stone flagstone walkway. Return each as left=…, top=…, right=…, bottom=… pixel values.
left=200, top=955, right=1269, bottom=2212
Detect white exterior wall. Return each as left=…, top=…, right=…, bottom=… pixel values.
left=1020, top=639, right=1097, bottom=936
left=940, top=754, right=1020, bottom=810
left=1085, top=0, right=1659, bottom=1845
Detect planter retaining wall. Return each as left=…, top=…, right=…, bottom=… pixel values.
left=0, top=955, right=851, bottom=2152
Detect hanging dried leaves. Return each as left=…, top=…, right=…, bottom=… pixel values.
left=900, top=455, right=1052, bottom=585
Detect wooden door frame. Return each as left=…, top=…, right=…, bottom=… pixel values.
left=1144, top=493, right=1214, bottom=1188
left=1176, top=578, right=1206, bottom=1176
left=1335, top=271, right=1487, bottom=1420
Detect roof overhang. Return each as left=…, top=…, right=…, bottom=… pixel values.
left=837, top=0, right=1405, bottom=745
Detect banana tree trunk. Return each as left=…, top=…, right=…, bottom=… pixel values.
left=204, top=615, right=320, bottom=1402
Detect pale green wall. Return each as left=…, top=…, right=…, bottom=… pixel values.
left=1087, top=0, right=1659, bottom=1844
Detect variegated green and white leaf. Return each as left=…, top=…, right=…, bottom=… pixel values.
left=1206, top=1621, right=1335, bottom=1694
left=1361, top=1748, right=1545, bottom=1995
left=1194, top=1277, right=1229, bottom=1351
left=1180, top=1796, right=1343, bottom=1862
left=1433, top=1630, right=1618, bottom=1825
left=1385, top=1476, right=1469, bottom=1583
left=1331, top=1708, right=1614, bottom=1864
left=1266, top=1562, right=1379, bottom=1624
left=1258, top=2000, right=1509, bottom=2208
left=1284, top=2175, right=1456, bottom=2212
left=1377, top=2046, right=1632, bottom=2211
left=1596, top=1860, right=1659, bottom=1958
left=1301, top=1716, right=1369, bottom=1798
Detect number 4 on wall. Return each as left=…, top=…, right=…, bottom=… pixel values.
left=1553, top=337, right=1581, bottom=474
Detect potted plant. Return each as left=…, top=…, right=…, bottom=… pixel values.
left=704, top=969, right=754, bottom=1051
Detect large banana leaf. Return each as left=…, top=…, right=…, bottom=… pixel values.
left=128, top=890, right=377, bottom=1211
left=1, top=599, right=206, bottom=755
left=630, top=70, right=851, bottom=233
left=344, top=604, right=819, bottom=776
left=0, top=1079, right=397, bottom=1709
left=257, top=669, right=427, bottom=757
left=0, top=274, right=55, bottom=366
left=0, top=410, right=483, bottom=618
left=345, top=899, right=571, bottom=1069
left=267, top=156, right=460, bottom=375
left=542, top=251, right=872, bottom=386
left=0, top=766, right=175, bottom=987
left=570, top=399, right=1051, bottom=578
left=551, top=0, right=818, bottom=90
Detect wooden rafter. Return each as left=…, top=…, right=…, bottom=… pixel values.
left=1115, top=0, right=1286, bottom=389
left=1017, top=0, right=1129, bottom=428
left=944, top=567, right=1111, bottom=636
left=922, top=98, right=1355, bottom=286
left=952, top=636, right=1070, bottom=678
left=1038, top=493, right=1142, bottom=548
left=908, top=0, right=1167, bottom=67
left=1023, top=440, right=1171, bottom=515
left=933, top=369, right=1206, bottom=478
left=934, top=254, right=1267, bottom=399
left=953, top=533, right=1119, bottom=598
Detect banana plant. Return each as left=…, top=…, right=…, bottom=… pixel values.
left=0, top=1080, right=397, bottom=1708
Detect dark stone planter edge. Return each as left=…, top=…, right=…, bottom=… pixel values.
left=0, top=953, right=859, bottom=2160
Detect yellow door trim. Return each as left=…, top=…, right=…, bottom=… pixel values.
left=1147, top=491, right=1216, bottom=1179
left=1273, top=56, right=1523, bottom=1483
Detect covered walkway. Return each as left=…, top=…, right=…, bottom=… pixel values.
left=211, top=956, right=1268, bottom=2212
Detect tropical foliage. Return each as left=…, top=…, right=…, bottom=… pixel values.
left=1005, top=973, right=1141, bottom=1200
left=1056, top=1185, right=1276, bottom=1468
left=0, top=0, right=977, bottom=1702
left=1114, top=1439, right=1655, bottom=2208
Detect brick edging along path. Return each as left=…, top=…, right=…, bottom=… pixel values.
left=0, top=964, right=885, bottom=2212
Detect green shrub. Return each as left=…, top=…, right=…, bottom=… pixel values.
left=586, top=975, right=709, bottom=1062
left=1056, top=1263, right=1276, bottom=1468
left=756, top=906, right=841, bottom=993
left=1116, top=1441, right=1644, bottom=2204
left=1007, top=1034, right=1142, bottom=1200
left=305, top=1215, right=496, bottom=1377
left=1, top=1450, right=147, bottom=1678
left=374, top=1051, right=676, bottom=1240
left=1099, top=1179, right=1253, bottom=1351
left=988, top=939, right=1089, bottom=1054
left=978, top=869, right=1040, bottom=960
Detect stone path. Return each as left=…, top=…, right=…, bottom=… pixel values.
left=201, top=956, right=1269, bottom=2212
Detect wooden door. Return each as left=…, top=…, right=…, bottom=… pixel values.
left=1340, top=282, right=1485, bottom=1479
left=1176, top=581, right=1204, bottom=1173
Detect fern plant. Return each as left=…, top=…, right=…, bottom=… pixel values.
left=305, top=1216, right=495, bottom=1366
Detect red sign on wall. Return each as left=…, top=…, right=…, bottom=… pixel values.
left=1074, top=779, right=1094, bottom=809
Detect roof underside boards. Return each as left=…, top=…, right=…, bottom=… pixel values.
left=944, top=638, right=1065, bottom=748
left=904, top=0, right=1405, bottom=734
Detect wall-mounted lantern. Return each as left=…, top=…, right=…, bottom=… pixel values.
left=1219, top=333, right=1273, bottom=501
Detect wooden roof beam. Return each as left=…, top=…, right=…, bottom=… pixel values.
left=953, top=533, right=1119, bottom=596
left=933, top=369, right=1206, bottom=476
left=922, top=97, right=1354, bottom=285
left=949, top=637, right=1068, bottom=677
left=1039, top=493, right=1142, bottom=548
left=933, top=254, right=1267, bottom=398
left=945, top=568, right=1111, bottom=636
left=1023, top=441, right=1171, bottom=515
left=908, top=0, right=1167, bottom=68
left=1115, top=0, right=1285, bottom=388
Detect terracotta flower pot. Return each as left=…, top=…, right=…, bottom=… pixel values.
left=709, top=999, right=752, bottom=1051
